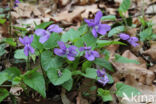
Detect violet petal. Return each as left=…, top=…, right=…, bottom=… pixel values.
left=39, top=34, right=50, bottom=44
left=94, top=11, right=103, bottom=25
left=47, top=24, right=63, bottom=33
left=91, top=27, right=98, bottom=38
left=54, top=48, right=66, bottom=56
left=119, top=33, right=130, bottom=40
left=29, top=46, right=35, bottom=54
left=97, top=24, right=111, bottom=35
left=84, top=19, right=96, bottom=27
left=58, top=41, right=66, bottom=50
left=19, top=37, right=25, bottom=45
left=24, top=46, right=29, bottom=56
left=85, top=51, right=95, bottom=61
left=35, top=29, right=46, bottom=36
left=91, top=51, right=100, bottom=58
left=67, top=55, right=75, bottom=61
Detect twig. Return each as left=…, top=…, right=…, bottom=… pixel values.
left=0, top=85, right=12, bottom=87
left=9, top=0, right=13, bottom=36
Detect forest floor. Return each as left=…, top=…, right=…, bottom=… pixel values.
left=1, top=0, right=156, bottom=104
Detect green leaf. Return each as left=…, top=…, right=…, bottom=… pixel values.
left=13, top=26, right=27, bottom=32
left=139, top=16, right=146, bottom=27
left=47, top=68, right=72, bottom=86
left=43, top=33, right=60, bottom=49
left=72, top=68, right=97, bottom=79
left=116, top=82, right=141, bottom=98
left=78, top=24, right=88, bottom=34
left=12, top=76, right=22, bottom=85
left=61, top=28, right=80, bottom=42
left=115, top=54, right=140, bottom=64
left=0, top=8, right=4, bottom=13
left=119, top=0, right=131, bottom=13
left=94, top=58, right=114, bottom=72
left=107, top=74, right=114, bottom=84
left=101, top=15, right=116, bottom=21
left=23, top=71, right=46, bottom=98
left=152, top=34, right=156, bottom=40
left=35, top=21, right=53, bottom=29
left=82, top=61, right=93, bottom=71
left=4, top=7, right=10, bottom=11
left=108, top=26, right=125, bottom=37
left=0, top=44, right=7, bottom=57
left=97, top=88, right=113, bottom=102
left=2, top=38, right=16, bottom=47
left=0, top=14, right=5, bottom=18
left=139, top=27, right=152, bottom=41
left=61, top=24, right=88, bottom=43
left=4, top=67, right=21, bottom=81
left=72, top=70, right=83, bottom=76
left=0, top=18, right=6, bottom=24
left=62, top=78, right=73, bottom=91
left=31, top=35, right=44, bottom=50
left=14, top=49, right=27, bottom=60
left=22, top=68, right=38, bottom=77
left=41, top=51, right=64, bottom=71
left=97, top=40, right=126, bottom=47
left=83, top=68, right=97, bottom=79
left=126, top=17, right=133, bottom=26
left=75, top=31, right=97, bottom=48
left=90, top=86, right=97, bottom=91
left=0, top=72, right=9, bottom=85
left=0, top=88, right=9, bottom=103
left=102, top=50, right=110, bottom=61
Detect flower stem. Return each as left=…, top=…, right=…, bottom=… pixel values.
left=26, top=55, right=30, bottom=70
left=9, top=93, right=17, bottom=104
left=39, top=50, right=47, bottom=89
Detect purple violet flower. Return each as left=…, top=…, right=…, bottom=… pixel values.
left=84, top=11, right=111, bottom=38
left=96, top=69, right=109, bottom=86
left=119, top=33, right=139, bottom=47
left=14, top=0, right=20, bottom=7
left=35, top=24, right=63, bottom=44
left=128, top=37, right=139, bottom=47
left=19, top=35, right=35, bottom=56
left=47, top=24, right=63, bottom=33
left=119, top=33, right=130, bottom=40
left=54, top=41, right=78, bottom=61
left=35, top=29, right=50, bottom=44
left=80, top=44, right=100, bottom=61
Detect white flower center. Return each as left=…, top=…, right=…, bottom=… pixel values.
left=95, top=25, right=99, bottom=31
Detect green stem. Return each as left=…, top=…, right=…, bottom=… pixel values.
left=122, top=16, right=128, bottom=31
left=9, top=93, right=17, bottom=104
left=39, top=50, right=47, bottom=89
left=26, top=55, right=30, bottom=70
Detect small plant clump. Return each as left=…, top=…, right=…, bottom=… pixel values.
left=1, top=0, right=156, bottom=103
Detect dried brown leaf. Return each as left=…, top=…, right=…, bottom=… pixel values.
left=10, top=86, right=23, bottom=96
left=52, top=8, right=84, bottom=24
left=111, top=50, right=155, bottom=85
left=11, top=3, right=42, bottom=19
left=143, top=41, right=156, bottom=61
left=79, top=79, right=97, bottom=103
left=61, top=88, right=72, bottom=104
left=76, top=92, right=89, bottom=104
left=52, top=4, right=99, bottom=24
left=121, top=76, right=156, bottom=104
